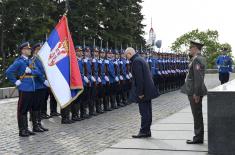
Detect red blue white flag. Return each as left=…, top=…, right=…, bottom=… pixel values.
left=38, top=16, right=83, bottom=108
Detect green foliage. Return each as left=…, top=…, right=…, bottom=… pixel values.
left=171, top=29, right=233, bottom=69
left=0, top=0, right=145, bottom=87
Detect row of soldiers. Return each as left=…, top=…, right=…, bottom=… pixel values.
left=61, top=46, right=189, bottom=124
left=5, top=41, right=189, bottom=136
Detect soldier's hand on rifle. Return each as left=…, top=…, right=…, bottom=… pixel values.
left=115, top=76, right=119, bottom=82
left=44, top=80, right=50, bottom=87
left=15, top=80, right=21, bottom=86
left=25, top=67, right=32, bottom=74
left=84, top=76, right=89, bottom=83
left=119, top=75, right=123, bottom=80
left=126, top=74, right=130, bottom=79
left=104, top=76, right=109, bottom=82
left=91, top=76, right=96, bottom=82
left=129, top=72, right=133, bottom=78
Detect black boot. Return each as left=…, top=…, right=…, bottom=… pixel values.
left=23, top=115, right=36, bottom=136
left=116, top=95, right=124, bottom=107
left=37, top=111, right=49, bottom=131
left=80, top=102, right=91, bottom=119
left=89, top=100, right=98, bottom=116
left=61, top=107, right=74, bottom=124
left=71, top=103, right=82, bottom=121
left=41, top=111, right=51, bottom=119
left=121, top=92, right=128, bottom=106
left=32, top=111, right=44, bottom=132
left=110, top=95, right=118, bottom=109
left=18, top=115, right=29, bottom=137
left=104, top=97, right=112, bottom=111
left=96, top=99, right=104, bottom=114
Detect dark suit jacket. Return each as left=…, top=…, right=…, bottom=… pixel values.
left=129, top=54, right=159, bottom=103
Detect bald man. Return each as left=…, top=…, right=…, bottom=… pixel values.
left=125, top=47, right=159, bottom=138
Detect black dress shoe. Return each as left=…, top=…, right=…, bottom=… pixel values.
left=186, top=139, right=203, bottom=144
left=61, top=119, right=74, bottom=124
left=27, top=130, right=36, bottom=136
left=33, top=125, right=44, bottom=132
left=41, top=113, right=51, bottom=119
left=50, top=112, right=61, bottom=117
left=19, top=130, right=30, bottom=137
left=132, top=132, right=151, bottom=138
left=39, top=124, right=49, bottom=131
left=72, top=116, right=82, bottom=121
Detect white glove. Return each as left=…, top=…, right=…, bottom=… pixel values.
left=84, top=76, right=89, bottom=83
left=92, top=59, right=96, bottom=63
left=128, top=72, right=132, bottom=78
left=44, top=80, right=49, bottom=87
left=115, top=76, right=119, bottom=82
left=15, top=80, right=21, bottom=86
left=119, top=75, right=123, bottom=80
left=98, top=77, right=102, bottom=83
left=114, top=61, right=118, bottom=65
left=83, top=59, right=88, bottom=63
left=104, top=60, right=109, bottom=64
left=105, top=76, right=109, bottom=82
left=119, top=61, right=123, bottom=64
left=126, top=74, right=130, bottom=79
left=217, top=65, right=220, bottom=69
left=25, top=67, right=32, bottom=74
left=158, top=71, right=162, bottom=75
left=91, top=76, right=96, bottom=82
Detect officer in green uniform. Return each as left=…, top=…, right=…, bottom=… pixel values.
left=181, top=40, right=207, bottom=144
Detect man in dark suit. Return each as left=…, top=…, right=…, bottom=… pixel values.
left=125, top=47, right=159, bottom=138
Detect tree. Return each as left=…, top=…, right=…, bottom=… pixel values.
left=171, top=29, right=233, bottom=69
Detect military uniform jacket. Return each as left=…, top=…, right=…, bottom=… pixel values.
left=181, top=54, right=207, bottom=96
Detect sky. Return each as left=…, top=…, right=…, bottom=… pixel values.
left=141, top=0, right=235, bottom=56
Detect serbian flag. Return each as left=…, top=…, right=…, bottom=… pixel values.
left=38, top=16, right=83, bottom=108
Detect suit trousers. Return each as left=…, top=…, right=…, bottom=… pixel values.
left=138, top=100, right=152, bottom=134
left=188, top=95, right=204, bottom=141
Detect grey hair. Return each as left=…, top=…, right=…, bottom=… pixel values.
left=125, top=47, right=135, bottom=55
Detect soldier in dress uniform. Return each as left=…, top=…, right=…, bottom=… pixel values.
left=94, top=47, right=104, bottom=114
left=103, top=49, right=112, bottom=111
left=216, top=48, right=233, bottom=84
left=114, top=49, right=125, bottom=107
left=181, top=40, right=207, bottom=144
left=6, top=42, right=45, bottom=137
left=81, top=47, right=93, bottom=118
left=31, top=43, right=49, bottom=132
left=107, top=49, right=118, bottom=109
left=90, top=47, right=98, bottom=116
left=69, top=46, right=84, bottom=122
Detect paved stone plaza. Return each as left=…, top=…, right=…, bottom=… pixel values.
left=0, top=74, right=234, bottom=155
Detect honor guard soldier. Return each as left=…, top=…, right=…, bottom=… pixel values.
left=216, top=48, right=233, bottom=84
left=114, top=49, right=125, bottom=107
left=90, top=47, right=98, bottom=116
left=101, top=48, right=112, bottom=111
left=69, top=46, right=84, bottom=122
left=181, top=40, right=207, bottom=144
left=6, top=42, right=44, bottom=137
left=95, top=48, right=105, bottom=113
left=31, top=43, right=49, bottom=132
left=107, top=49, right=118, bottom=109
left=81, top=46, right=92, bottom=118
left=94, top=47, right=104, bottom=114
left=119, top=50, right=129, bottom=105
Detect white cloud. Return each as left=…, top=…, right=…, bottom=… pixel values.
left=142, top=0, right=235, bottom=56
